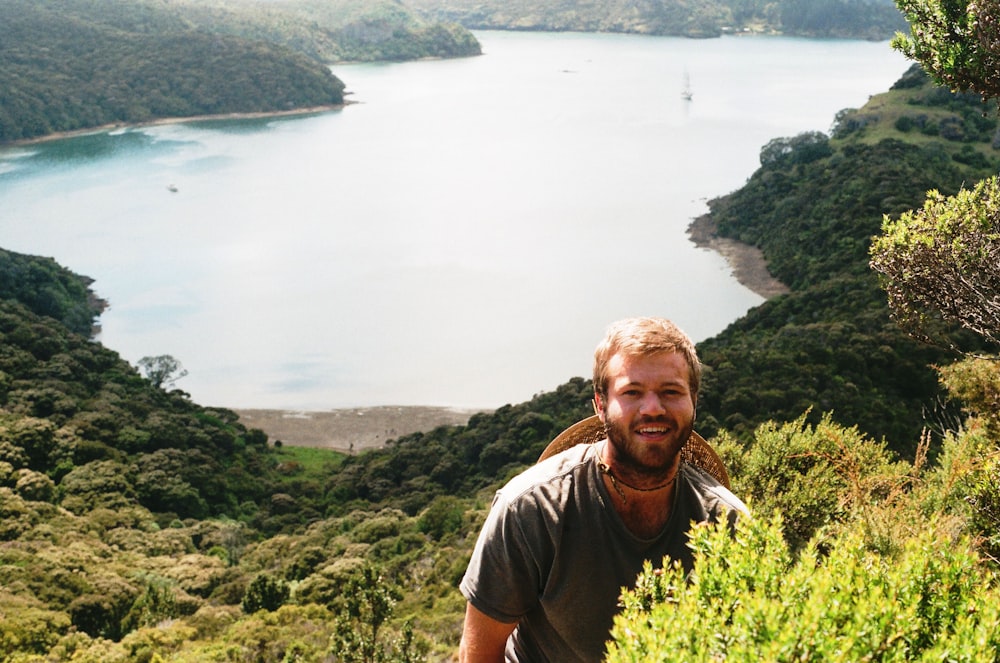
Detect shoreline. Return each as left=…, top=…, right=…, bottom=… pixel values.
left=5, top=103, right=350, bottom=148
left=687, top=213, right=790, bottom=300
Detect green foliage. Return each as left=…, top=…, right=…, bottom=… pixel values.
left=166, top=0, right=481, bottom=64
left=121, top=579, right=179, bottom=634
left=0, top=592, right=71, bottom=659
left=136, top=355, right=188, bottom=389
left=722, top=413, right=913, bottom=552
left=68, top=576, right=139, bottom=641
left=780, top=0, right=908, bottom=38
left=7, top=27, right=1000, bottom=662
left=0, top=249, right=104, bottom=336
left=329, top=564, right=425, bottom=663
left=938, top=356, right=1000, bottom=432
left=241, top=573, right=290, bottom=613
left=0, top=0, right=481, bottom=144
left=871, top=175, right=1000, bottom=348
left=0, top=297, right=286, bottom=524
left=0, top=0, right=346, bottom=143
left=418, top=495, right=466, bottom=541
left=892, top=0, right=1000, bottom=101
left=607, top=515, right=1000, bottom=662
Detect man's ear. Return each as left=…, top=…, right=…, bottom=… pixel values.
left=593, top=394, right=605, bottom=422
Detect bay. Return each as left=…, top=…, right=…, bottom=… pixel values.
left=0, top=31, right=909, bottom=410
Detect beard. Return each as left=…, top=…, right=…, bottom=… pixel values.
left=603, top=413, right=692, bottom=480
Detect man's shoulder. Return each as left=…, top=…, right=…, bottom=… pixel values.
left=496, top=442, right=596, bottom=503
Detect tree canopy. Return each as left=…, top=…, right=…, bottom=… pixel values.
left=871, top=176, right=1000, bottom=348
left=892, top=0, right=1000, bottom=101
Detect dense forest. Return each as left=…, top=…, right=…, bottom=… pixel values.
left=406, top=0, right=908, bottom=39
left=2, top=56, right=999, bottom=659
left=0, top=0, right=480, bottom=144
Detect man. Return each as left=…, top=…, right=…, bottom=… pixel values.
left=459, top=317, right=747, bottom=662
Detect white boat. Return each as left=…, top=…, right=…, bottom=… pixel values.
left=681, top=72, right=693, bottom=101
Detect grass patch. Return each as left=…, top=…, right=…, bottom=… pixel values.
left=271, top=444, right=347, bottom=486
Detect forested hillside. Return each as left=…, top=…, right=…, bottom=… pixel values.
left=0, top=251, right=594, bottom=659
left=406, top=0, right=907, bottom=39
left=0, top=0, right=479, bottom=144
left=163, top=0, right=481, bottom=64
left=696, top=65, right=998, bottom=453
left=0, top=249, right=106, bottom=337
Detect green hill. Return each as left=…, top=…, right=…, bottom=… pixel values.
left=696, top=65, right=998, bottom=453
left=405, top=0, right=908, bottom=39
left=162, top=0, right=482, bottom=64
left=0, top=0, right=480, bottom=144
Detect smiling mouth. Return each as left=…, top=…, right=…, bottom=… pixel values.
left=635, top=422, right=669, bottom=437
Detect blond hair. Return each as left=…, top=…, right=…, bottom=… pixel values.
left=592, top=317, right=701, bottom=398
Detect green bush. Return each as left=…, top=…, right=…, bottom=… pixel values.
left=241, top=573, right=290, bottom=614
left=607, top=515, right=1000, bottom=662
left=723, top=413, right=913, bottom=553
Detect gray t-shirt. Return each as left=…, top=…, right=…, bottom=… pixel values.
left=460, top=442, right=747, bottom=662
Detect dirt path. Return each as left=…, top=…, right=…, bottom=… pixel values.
left=235, top=405, right=484, bottom=453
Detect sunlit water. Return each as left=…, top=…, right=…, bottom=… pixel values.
left=0, top=31, right=909, bottom=410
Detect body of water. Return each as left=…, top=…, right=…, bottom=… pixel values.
left=0, top=31, right=909, bottom=410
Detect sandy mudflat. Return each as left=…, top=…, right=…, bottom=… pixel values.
left=687, top=214, right=790, bottom=299
left=235, top=406, right=484, bottom=453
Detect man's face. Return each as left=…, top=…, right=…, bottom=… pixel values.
left=595, top=350, right=695, bottom=475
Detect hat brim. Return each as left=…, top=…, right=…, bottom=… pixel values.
left=538, top=414, right=730, bottom=489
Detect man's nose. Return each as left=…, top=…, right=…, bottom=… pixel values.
left=639, top=392, right=666, bottom=415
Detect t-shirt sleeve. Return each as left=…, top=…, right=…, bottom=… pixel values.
left=460, top=490, right=545, bottom=624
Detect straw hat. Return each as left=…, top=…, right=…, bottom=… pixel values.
left=538, top=414, right=730, bottom=489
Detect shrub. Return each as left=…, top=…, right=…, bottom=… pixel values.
left=0, top=590, right=71, bottom=657
left=724, top=413, right=912, bottom=552
left=607, top=515, right=1000, bottom=662
left=241, top=573, right=289, bottom=613
left=418, top=495, right=465, bottom=541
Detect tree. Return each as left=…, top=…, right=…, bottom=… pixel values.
left=870, top=176, right=1000, bottom=348
left=241, top=573, right=289, bottom=613
left=137, top=355, right=188, bottom=389
left=892, top=0, right=1000, bottom=100
left=328, top=564, right=423, bottom=663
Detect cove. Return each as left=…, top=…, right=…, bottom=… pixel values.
left=0, top=31, right=909, bottom=410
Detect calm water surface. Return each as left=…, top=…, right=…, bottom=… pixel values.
left=0, top=31, right=909, bottom=410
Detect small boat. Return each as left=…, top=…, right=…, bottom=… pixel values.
left=681, top=72, right=693, bottom=101
left=167, top=184, right=178, bottom=193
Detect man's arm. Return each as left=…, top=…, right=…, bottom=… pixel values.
left=459, top=601, right=517, bottom=663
